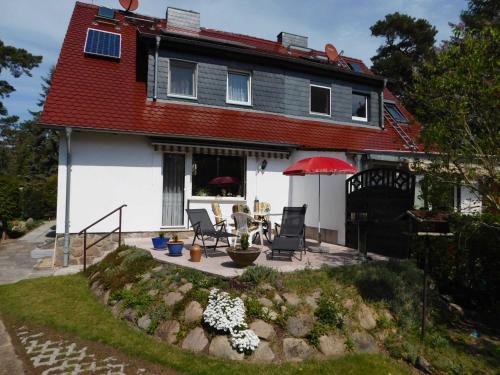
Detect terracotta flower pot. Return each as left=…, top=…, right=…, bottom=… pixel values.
left=227, top=246, right=261, bottom=267
left=190, top=244, right=202, bottom=262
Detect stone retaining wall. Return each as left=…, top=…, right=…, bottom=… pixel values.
left=54, top=231, right=192, bottom=267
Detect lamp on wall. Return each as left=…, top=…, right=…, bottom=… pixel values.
left=258, top=159, right=268, bottom=173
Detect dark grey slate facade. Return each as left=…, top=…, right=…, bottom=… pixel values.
left=147, top=48, right=381, bottom=128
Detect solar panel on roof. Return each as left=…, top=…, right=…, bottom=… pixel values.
left=347, top=62, right=364, bottom=73
left=84, top=28, right=121, bottom=59
left=97, top=7, right=115, bottom=20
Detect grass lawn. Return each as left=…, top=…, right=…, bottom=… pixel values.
left=0, top=274, right=411, bottom=375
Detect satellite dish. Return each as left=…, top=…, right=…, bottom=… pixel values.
left=325, top=43, right=339, bottom=61
left=119, top=0, right=139, bottom=12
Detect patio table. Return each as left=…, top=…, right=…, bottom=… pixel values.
left=253, top=212, right=281, bottom=243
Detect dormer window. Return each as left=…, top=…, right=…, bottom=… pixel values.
left=352, top=93, right=369, bottom=122
left=227, top=71, right=251, bottom=105
left=168, top=59, right=197, bottom=99
left=385, top=102, right=408, bottom=123
left=310, top=84, right=331, bottom=116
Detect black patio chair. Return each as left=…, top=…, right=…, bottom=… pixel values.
left=272, top=205, right=307, bottom=260
left=186, top=208, right=236, bottom=258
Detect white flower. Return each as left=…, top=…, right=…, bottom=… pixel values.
left=230, top=329, right=260, bottom=352
left=203, top=288, right=260, bottom=353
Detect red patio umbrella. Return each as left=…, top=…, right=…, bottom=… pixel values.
left=283, top=157, right=357, bottom=250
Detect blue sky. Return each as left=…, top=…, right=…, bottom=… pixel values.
left=1, top=0, right=466, bottom=122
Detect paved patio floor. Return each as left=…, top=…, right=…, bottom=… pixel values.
left=125, top=237, right=387, bottom=277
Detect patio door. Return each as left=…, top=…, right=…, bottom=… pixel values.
left=162, top=153, right=185, bottom=227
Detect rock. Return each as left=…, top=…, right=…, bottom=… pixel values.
left=164, top=292, right=183, bottom=307
left=259, top=283, right=275, bottom=292
left=258, top=297, right=274, bottom=308
left=103, top=290, right=111, bottom=305
left=283, top=292, right=301, bottom=306
left=182, top=327, right=209, bottom=352
left=249, top=320, right=276, bottom=341
left=156, top=320, right=180, bottom=344
left=240, top=293, right=248, bottom=301
left=343, top=299, right=355, bottom=310
left=183, top=301, right=203, bottom=323
left=273, top=293, right=284, bottom=305
left=90, top=271, right=101, bottom=282
left=111, top=300, right=124, bottom=317
left=286, top=314, right=314, bottom=337
left=249, top=341, right=275, bottom=363
left=448, top=303, right=465, bottom=319
left=283, top=338, right=314, bottom=362
left=152, top=265, right=163, bottom=272
left=125, top=283, right=133, bottom=290
left=148, top=289, right=159, bottom=297
left=142, top=273, right=151, bottom=281
left=351, top=332, right=378, bottom=353
left=281, top=305, right=287, bottom=314
left=261, top=307, right=278, bottom=321
left=275, top=279, right=284, bottom=290
left=208, top=336, right=244, bottom=361
left=178, top=282, right=193, bottom=294
left=318, top=335, right=345, bottom=356
left=137, top=315, right=151, bottom=331
left=305, top=295, right=319, bottom=310
left=26, top=218, right=34, bottom=225
left=357, top=303, right=377, bottom=330
left=380, top=309, right=394, bottom=321
left=122, top=308, right=137, bottom=323
left=416, top=356, right=432, bottom=374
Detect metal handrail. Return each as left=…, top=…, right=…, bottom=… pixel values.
left=78, top=204, right=127, bottom=271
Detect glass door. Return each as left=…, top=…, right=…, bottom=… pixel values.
left=162, top=153, right=185, bottom=226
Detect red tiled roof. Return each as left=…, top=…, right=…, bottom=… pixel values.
left=40, top=2, right=422, bottom=153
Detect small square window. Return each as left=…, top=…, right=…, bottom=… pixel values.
left=168, top=60, right=197, bottom=98
left=384, top=102, right=408, bottom=123
left=352, top=93, right=369, bottom=122
left=310, top=85, right=331, bottom=116
left=227, top=71, right=251, bottom=105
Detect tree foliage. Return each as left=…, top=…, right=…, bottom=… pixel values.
left=0, top=39, right=42, bottom=122
left=412, top=26, right=500, bottom=212
left=370, top=12, right=437, bottom=106
left=461, top=0, right=500, bottom=31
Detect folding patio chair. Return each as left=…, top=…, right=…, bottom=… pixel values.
left=186, top=208, right=236, bottom=257
left=271, top=205, right=307, bottom=260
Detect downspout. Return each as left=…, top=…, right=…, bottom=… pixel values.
left=63, top=127, right=72, bottom=267
left=153, top=35, right=160, bottom=101
left=379, top=78, right=387, bottom=129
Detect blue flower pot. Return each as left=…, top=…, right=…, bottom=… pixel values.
left=151, top=237, right=169, bottom=249
left=167, top=242, right=184, bottom=256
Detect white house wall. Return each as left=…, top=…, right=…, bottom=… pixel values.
left=56, top=132, right=352, bottom=243
left=56, top=132, right=163, bottom=234
left=288, top=150, right=353, bottom=245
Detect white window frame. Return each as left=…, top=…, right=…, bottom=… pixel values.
left=352, top=93, right=369, bottom=122
left=309, top=84, right=331, bottom=117
left=167, top=59, right=198, bottom=100
left=226, top=70, right=252, bottom=106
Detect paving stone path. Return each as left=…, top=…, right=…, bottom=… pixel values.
left=16, top=327, right=150, bottom=375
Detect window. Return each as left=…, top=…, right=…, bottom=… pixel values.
left=192, top=154, right=245, bottom=197
left=310, top=84, right=331, bottom=115
left=168, top=60, right=197, bottom=98
left=352, top=93, right=369, bottom=122
left=384, top=102, right=408, bottom=123
left=227, top=71, right=251, bottom=105
left=347, top=62, right=364, bottom=73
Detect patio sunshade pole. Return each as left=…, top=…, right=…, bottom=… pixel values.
left=318, top=174, right=321, bottom=245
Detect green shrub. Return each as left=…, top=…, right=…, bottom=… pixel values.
left=240, top=265, right=278, bottom=286
left=306, top=322, right=330, bottom=347
left=245, top=297, right=263, bottom=321
left=111, top=288, right=153, bottom=315
left=148, top=304, right=170, bottom=334
left=315, top=294, right=345, bottom=328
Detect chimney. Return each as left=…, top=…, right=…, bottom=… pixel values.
left=277, top=32, right=308, bottom=49
left=166, top=7, right=200, bottom=32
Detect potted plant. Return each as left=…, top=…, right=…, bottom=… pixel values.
left=227, top=233, right=261, bottom=267
left=167, top=233, right=184, bottom=256
left=151, top=231, right=169, bottom=250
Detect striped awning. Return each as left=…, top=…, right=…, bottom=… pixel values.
left=152, top=142, right=291, bottom=159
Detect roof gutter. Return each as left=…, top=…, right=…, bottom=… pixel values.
left=63, top=127, right=72, bottom=267
left=379, top=78, right=387, bottom=129
left=138, top=31, right=387, bottom=87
